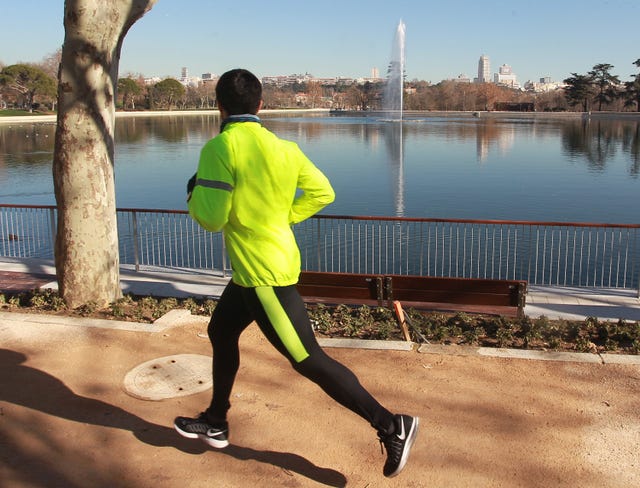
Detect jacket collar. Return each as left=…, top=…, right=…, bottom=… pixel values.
left=220, top=114, right=261, bottom=132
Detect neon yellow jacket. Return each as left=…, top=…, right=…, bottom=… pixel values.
left=188, top=120, right=335, bottom=287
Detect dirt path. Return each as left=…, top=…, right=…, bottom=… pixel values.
left=1, top=316, right=639, bottom=487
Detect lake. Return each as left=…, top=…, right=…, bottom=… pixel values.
left=1, top=112, right=639, bottom=224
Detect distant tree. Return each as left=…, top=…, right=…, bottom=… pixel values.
left=152, top=78, right=185, bottom=110
left=38, top=49, right=63, bottom=79
left=53, top=0, right=157, bottom=309
left=193, top=81, right=216, bottom=109
left=37, top=50, right=63, bottom=110
left=344, top=83, right=377, bottom=111
left=306, top=81, right=323, bottom=108
left=534, top=89, right=568, bottom=112
left=262, top=84, right=293, bottom=108
left=0, top=64, right=57, bottom=111
left=563, top=73, right=594, bottom=112
left=475, top=82, right=502, bottom=111
left=624, top=58, right=640, bottom=112
left=588, top=63, right=620, bottom=111
left=433, top=81, right=457, bottom=110
left=117, top=76, right=141, bottom=109
left=404, top=80, right=432, bottom=110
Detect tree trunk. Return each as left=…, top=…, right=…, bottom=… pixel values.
left=53, top=0, right=156, bottom=308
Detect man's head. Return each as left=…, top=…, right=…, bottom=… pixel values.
left=216, top=69, right=263, bottom=115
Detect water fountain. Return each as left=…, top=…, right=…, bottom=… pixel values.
left=382, top=19, right=406, bottom=121
left=381, top=20, right=406, bottom=215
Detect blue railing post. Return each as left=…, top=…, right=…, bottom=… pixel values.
left=132, top=211, right=140, bottom=272
left=221, top=237, right=227, bottom=277
left=48, top=207, right=56, bottom=260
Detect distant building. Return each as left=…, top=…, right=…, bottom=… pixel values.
left=452, top=73, right=472, bottom=83
left=475, top=55, right=490, bottom=83
left=262, top=74, right=312, bottom=87
left=262, top=74, right=362, bottom=87
left=524, top=78, right=566, bottom=93
left=178, top=67, right=201, bottom=87
left=201, top=72, right=217, bottom=83
left=494, top=64, right=520, bottom=89
left=313, top=77, right=340, bottom=85
left=143, top=76, right=162, bottom=85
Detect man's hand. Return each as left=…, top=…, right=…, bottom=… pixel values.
left=187, top=173, right=197, bottom=201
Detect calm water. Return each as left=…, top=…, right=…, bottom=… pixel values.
left=1, top=113, right=639, bottom=223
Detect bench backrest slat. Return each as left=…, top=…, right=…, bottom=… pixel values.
left=297, top=271, right=527, bottom=317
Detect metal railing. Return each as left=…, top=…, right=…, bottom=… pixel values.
left=117, top=208, right=228, bottom=274
left=2, top=204, right=639, bottom=295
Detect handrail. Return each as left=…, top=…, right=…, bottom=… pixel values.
left=311, top=213, right=640, bottom=230
left=94, top=206, right=640, bottom=230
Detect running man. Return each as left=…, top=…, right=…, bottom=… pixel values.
left=174, top=68, right=418, bottom=478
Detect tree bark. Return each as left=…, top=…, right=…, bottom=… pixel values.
left=53, top=0, right=157, bottom=308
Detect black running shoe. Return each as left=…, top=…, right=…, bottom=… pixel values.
left=378, top=414, right=419, bottom=478
left=174, top=412, right=229, bottom=448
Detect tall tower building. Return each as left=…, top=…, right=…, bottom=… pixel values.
left=476, top=55, right=490, bottom=83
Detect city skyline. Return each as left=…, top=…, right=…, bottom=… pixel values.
left=1, top=1, right=639, bottom=85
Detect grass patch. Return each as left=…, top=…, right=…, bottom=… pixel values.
left=0, top=109, right=55, bottom=117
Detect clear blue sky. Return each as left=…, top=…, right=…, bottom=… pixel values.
left=1, top=0, right=639, bottom=84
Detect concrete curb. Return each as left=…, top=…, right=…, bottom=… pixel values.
left=314, top=338, right=640, bottom=365
left=0, top=310, right=162, bottom=333
left=416, top=343, right=640, bottom=365
left=1, top=309, right=639, bottom=365
left=318, top=338, right=414, bottom=351
left=153, top=309, right=208, bottom=328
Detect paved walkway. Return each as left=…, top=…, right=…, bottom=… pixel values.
left=2, top=292, right=639, bottom=487
left=2, top=257, right=639, bottom=322
left=2, top=257, right=640, bottom=487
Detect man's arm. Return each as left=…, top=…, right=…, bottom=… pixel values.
left=187, top=142, right=234, bottom=232
left=289, top=156, right=335, bottom=225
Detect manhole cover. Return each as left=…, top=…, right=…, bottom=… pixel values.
left=124, top=354, right=212, bottom=400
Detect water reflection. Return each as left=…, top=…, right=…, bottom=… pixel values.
left=1, top=114, right=639, bottom=222
left=561, top=118, right=640, bottom=177
left=622, top=122, right=640, bottom=176
left=474, top=119, right=516, bottom=163
left=381, top=122, right=405, bottom=216
left=0, top=123, right=55, bottom=167
left=114, top=114, right=221, bottom=144
left=0, top=123, right=57, bottom=201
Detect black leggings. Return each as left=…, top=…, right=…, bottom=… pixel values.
left=207, top=281, right=394, bottom=433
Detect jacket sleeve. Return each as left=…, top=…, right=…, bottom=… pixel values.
left=187, top=140, right=234, bottom=232
left=289, top=153, right=335, bottom=225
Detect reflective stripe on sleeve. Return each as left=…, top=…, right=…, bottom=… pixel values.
left=196, top=178, right=233, bottom=192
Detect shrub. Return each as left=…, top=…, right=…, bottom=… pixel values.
left=3, top=289, right=639, bottom=354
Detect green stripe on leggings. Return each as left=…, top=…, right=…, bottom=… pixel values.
left=255, top=286, right=309, bottom=363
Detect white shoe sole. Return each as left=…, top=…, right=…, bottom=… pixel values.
left=174, top=423, right=229, bottom=448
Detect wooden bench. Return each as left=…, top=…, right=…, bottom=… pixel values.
left=297, top=271, right=527, bottom=318
left=296, top=271, right=385, bottom=307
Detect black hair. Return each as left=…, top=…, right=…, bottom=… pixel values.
left=215, top=69, right=262, bottom=115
